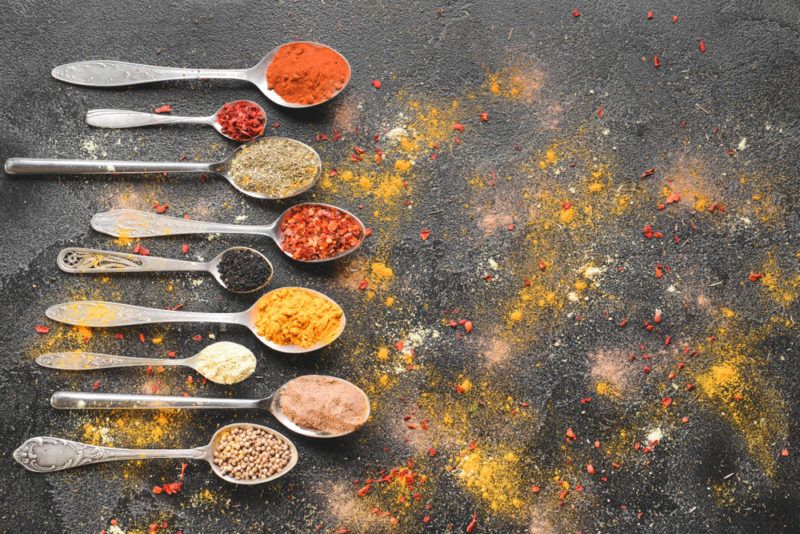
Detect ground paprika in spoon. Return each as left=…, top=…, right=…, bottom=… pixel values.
left=266, top=42, right=350, bottom=106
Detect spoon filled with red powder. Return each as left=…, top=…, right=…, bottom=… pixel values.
left=54, top=41, right=351, bottom=109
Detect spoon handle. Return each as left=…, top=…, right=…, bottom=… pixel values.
left=4, top=158, right=210, bottom=175
left=36, top=351, right=183, bottom=371
left=57, top=247, right=208, bottom=273
left=91, top=209, right=273, bottom=238
left=51, top=391, right=261, bottom=410
left=14, top=436, right=205, bottom=473
left=87, top=109, right=213, bottom=128
left=52, top=60, right=249, bottom=86
left=45, top=300, right=244, bottom=327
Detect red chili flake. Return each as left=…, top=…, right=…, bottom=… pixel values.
left=332, top=129, right=342, bottom=141
left=641, top=167, right=655, bottom=178
left=353, top=146, right=366, bottom=155
left=594, top=440, right=601, bottom=448
left=371, top=79, right=382, bottom=89
left=572, top=8, right=581, bottom=17
left=152, top=485, right=163, bottom=494
left=115, top=333, right=124, bottom=340
left=91, top=380, right=102, bottom=390
left=139, top=332, right=146, bottom=343
left=479, top=112, right=489, bottom=122
left=153, top=202, right=169, bottom=214
left=558, top=490, right=569, bottom=501
left=579, top=397, right=593, bottom=404
left=468, top=440, right=477, bottom=450
left=316, top=132, right=328, bottom=142
left=668, top=371, right=677, bottom=380
left=215, top=100, right=266, bottom=142
left=672, top=15, right=679, bottom=23
left=681, top=416, right=689, bottom=424
left=132, top=243, right=151, bottom=256
left=661, top=397, right=673, bottom=408
left=538, top=260, right=548, bottom=271
left=664, top=335, right=672, bottom=346
left=34, top=325, right=50, bottom=334
left=655, top=265, right=664, bottom=279
left=748, top=272, right=764, bottom=282
left=643, top=224, right=654, bottom=238
left=653, top=54, right=661, bottom=68
left=643, top=365, right=651, bottom=374
left=646, top=10, right=654, bottom=19
left=154, top=104, right=172, bottom=114
left=565, top=427, right=577, bottom=440
left=653, top=309, right=663, bottom=323
left=364, top=227, right=373, bottom=238
left=597, top=107, right=604, bottom=118
left=452, top=123, right=464, bottom=132
left=192, top=334, right=202, bottom=341
left=180, top=243, right=189, bottom=255
left=454, top=136, right=462, bottom=145
left=464, top=320, right=474, bottom=334
left=586, top=464, right=595, bottom=474
left=357, top=484, right=371, bottom=497
left=466, top=512, right=478, bottom=533
left=279, top=204, right=364, bottom=261
left=781, top=448, right=789, bottom=457
left=358, top=280, right=369, bottom=291
left=531, top=485, right=542, bottom=493
left=423, top=516, right=431, bottom=524
left=420, top=229, right=431, bottom=241
left=686, top=383, right=695, bottom=391
left=698, top=40, right=706, bottom=53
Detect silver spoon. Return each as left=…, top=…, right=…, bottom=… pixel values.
left=45, top=286, right=346, bottom=354
left=86, top=100, right=267, bottom=142
left=3, top=136, right=322, bottom=201
left=51, top=41, right=351, bottom=109
left=90, top=202, right=365, bottom=263
left=36, top=341, right=257, bottom=385
left=14, top=422, right=297, bottom=484
left=51, top=375, right=371, bottom=438
left=57, top=246, right=273, bottom=294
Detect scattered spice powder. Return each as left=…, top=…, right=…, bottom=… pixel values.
left=276, top=375, right=369, bottom=435
left=215, top=100, right=266, bottom=142
left=212, top=425, right=292, bottom=481
left=266, top=42, right=350, bottom=105
left=228, top=137, right=320, bottom=198
left=279, top=204, right=363, bottom=261
left=217, top=248, right=273, bottom=292
left=253, top=287, right=343, bottom=348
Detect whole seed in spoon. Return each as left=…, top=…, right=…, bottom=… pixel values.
left=212, top=426, right=291, bottom=481
left=228, top=137, right=318, bottom=198
left=217, top=249, right=273, bottom=292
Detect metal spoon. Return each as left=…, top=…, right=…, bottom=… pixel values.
left=90, top=202, right=365, bottom=263
left=13, top=422, right=297, bottom=484
left=51, top=41, right=351, bottom=109
left=45, top=286, right=346, bottom=354
left=86, top=100, right=267, bottom=142
left=3, top=136, right=322, bottom=201
left=57, top=246, right=273, bottom=294
left=51, top=375, right=371, bottom=438
left=36, top=341, right=257, bottom=385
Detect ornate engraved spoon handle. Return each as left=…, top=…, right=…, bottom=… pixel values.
left=45, top=300, right=244, bottom=327
left=52, top=60, right=249, bottom=86
left=13, top=436, right=206, bottom=473
left=57, top=247, right=207, bottom=273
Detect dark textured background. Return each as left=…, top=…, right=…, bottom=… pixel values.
left=1, top=1, right=799, bottom=533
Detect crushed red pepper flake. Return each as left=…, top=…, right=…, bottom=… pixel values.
left=420, top=229, right=431, bottom=241
left=181, top=243, right=189, bottom=255
left=646, top=10, right=654, bottom=19
left=672, top=15, right=679, bottom=23
left=572, top=8, right=580, bottom=17
left=35, top=325, right=50, bottom=334
left=653, top=54, right=661, bottom=68
left=371, top=79, right=382, bottom=89
left=640, top=167, right=655, bottom=178
left=479, top=112, right=489, bottom=121
left=154, top=104, right=172, bottom=114
left=132, top=243, right=150, bottom=256
left=748, top=272, right=764, bottom=282
left=466, top=512, right=478, bottom=533
left=698, top=40, right=707, bottom=53
left=279, top=204, right=363, bottom=261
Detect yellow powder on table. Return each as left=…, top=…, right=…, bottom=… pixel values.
left=254, top=287, right=343, bottom=348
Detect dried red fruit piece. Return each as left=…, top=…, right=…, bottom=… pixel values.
left=154, top=104, right=172, bottom=113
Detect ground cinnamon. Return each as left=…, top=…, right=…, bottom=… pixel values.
left=276, top=375, right=369, bottom=435
left=266, top=42, right=349, bottom=105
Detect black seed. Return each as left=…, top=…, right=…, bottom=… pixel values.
left=218, top=249, right=273, bottom=292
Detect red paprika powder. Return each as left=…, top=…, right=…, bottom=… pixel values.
left=215, top=100, right=266, bottom=142
left=266, top=42, right=350, bottom=105
left=279, top=204, right=363, bottom=261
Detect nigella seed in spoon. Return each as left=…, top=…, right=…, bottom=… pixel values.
left=217, top=249, right=273, bottom=292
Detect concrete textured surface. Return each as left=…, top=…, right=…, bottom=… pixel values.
left=1, top=1, right=799, bottom=532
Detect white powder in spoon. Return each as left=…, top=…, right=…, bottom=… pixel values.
left=194, top=342, right=256, bottom=384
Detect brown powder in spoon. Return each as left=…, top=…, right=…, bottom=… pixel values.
left=276, top=375, right=369, bottom=435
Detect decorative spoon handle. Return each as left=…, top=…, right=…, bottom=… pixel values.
left=86, top=109, right=213, bottom=128
left=51, top=391, right=261, bottom=410
left=91, top=209, right=274, bottom=238
left=57, top=247, right=207, bottom=273
left=13, top=436, right=205, bottom=472
left=52, top=60, right=249, bottom=86
left=45, top=300, right=244, bottom=327
left=36, top=351, right=183, bottom=370
left=4, top=158, right=210, bottom=175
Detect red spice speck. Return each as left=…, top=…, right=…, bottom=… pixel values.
left=452, top=123, right=464, bottom=132
left=152, top=486, right=163, bottom=494
left=647, top=10, right=654, bottom=19
left=672, top=15, right=679, bottom=23
left=358, top=280, right=368, bottom=291
left=371, top=79, right=382, bottom=89
left=91, top=380, right=102, bottom=390
left=565, top=427, right=577, bottom=440
left=597, top=106, right=604, bottom=118
left=479, top=112, right=489, bottom=122
left=698, top=40, right=707, bottom=53
left=153, top=202, right=169, bottom=214
left=586, top=464, right=595, bottom=474
left=420, top=229, right=431, bottom=241
left=154, top=104, right=172, bottom=114
left=181, top=243, right=189, bottom=255
left=653, top=54, right=661, bottom=68
left=579, top=397, right=592, bottom=404
left=466, top=512, right=478, bottom=533
left=748, top=272, right=764, bottom=282
left=661, top=397, right=673, bottom=408
left=572, top=9, right=581, bottom=17
left=781, top=448, right=789, bottom=457
left=35, top=325, right=50, bottom=334
left=641, top=167, right=655, bottom=179
left=428, top=447, right=437, bottom=457
left=531, top=485, right=542, bottom=493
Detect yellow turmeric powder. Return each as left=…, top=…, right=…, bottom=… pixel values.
left=254, top=288, right=343, bottom=348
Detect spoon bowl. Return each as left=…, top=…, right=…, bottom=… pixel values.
left=207, top=423, right=298, bottom=484
left=207, top=246, right=274, bottom=293
left=273, top=203, right=367, bottom=263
